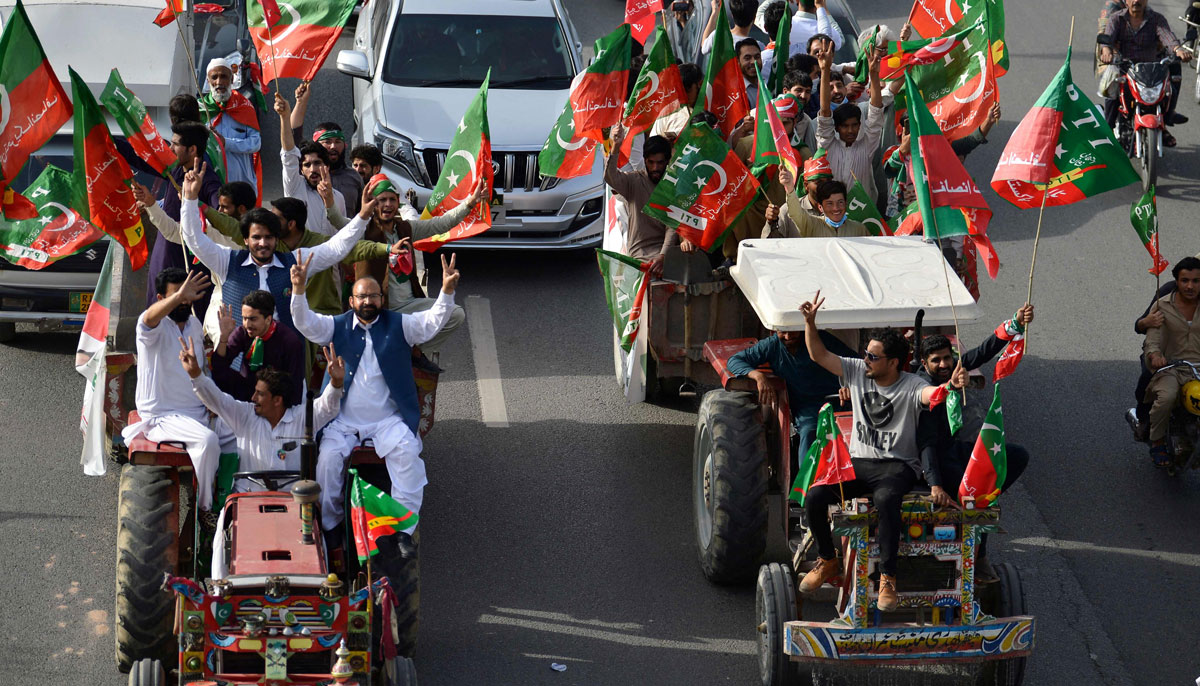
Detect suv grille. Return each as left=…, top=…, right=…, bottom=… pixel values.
left=421, top=149, right=559, bottom=193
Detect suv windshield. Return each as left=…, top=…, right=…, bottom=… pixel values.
left=382, top=14, right=574, bottom=89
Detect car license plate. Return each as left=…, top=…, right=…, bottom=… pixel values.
left=490, top=193, right=505, bottom=223
left=69, top=291, right=92, bottom=314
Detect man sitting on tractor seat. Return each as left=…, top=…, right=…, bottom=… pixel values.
left=726, top=328, right=855, bottom=457
left=1143, top=257, right=1200, bottom=466
left=799, top=292, right=967, bottom=611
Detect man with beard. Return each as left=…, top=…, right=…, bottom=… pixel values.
left=290, top=80, right=363, bottom=215
left=274, top=92, right=346, bottom=236
left=289, top=250, right=463, bottom=556
left=798, top=296, right=966, bottom=611
left=606, top=125, right=679, bottom=276
left=178, top=159, right=371, bottom=333
left=199, top=59, right=262, bottom=196
left=1143, top=257, right=1200, bottom=465
left=349, top=144, right=383, bottom=186
left=814, top=37, right=884, bottom=202
left=737, top=38, right=763, bottom=105
left=120, top=268, right=230, bottom=515
left=211, top=290, right=307, bottom=406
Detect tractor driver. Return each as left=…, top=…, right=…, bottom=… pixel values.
left=1143, top=256, right=1200, bottom=466
left=798, top=292, right=967, bottom=612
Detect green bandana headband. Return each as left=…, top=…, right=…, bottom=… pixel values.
left=313, top=128, right=346, bottom=143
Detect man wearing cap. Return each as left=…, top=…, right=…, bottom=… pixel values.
left=289, top=80, right=364, bottom=215
left=799, top=151, right=832, bottom=216
left=274, top=92, right=347, bottom=237
left=199, top=59, right=263, bottom=199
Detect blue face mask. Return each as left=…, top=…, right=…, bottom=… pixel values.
left=824, top=214, right=847, bottom=229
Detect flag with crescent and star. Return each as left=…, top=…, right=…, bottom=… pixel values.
left=0, top=165, right=103, bottom=269
left=618, top=27, right=687, bottom=166
left=100, top=69, right=177, bottom=176
left=350, top=469, right=418, bottom=562
left=597, top=248, right=649, bottom=352
left=897, top=70, right=999, bottom=279
left=845, top=179, right=893, bottom=236
left=415, top=72, right=492, bottom=252
left=0, top=0, right=72, bottom=220
left=991, top=47, right=1138, bottom=209
left=749, top=72, right=799, bottom=180
left=890, top=8, right=999, bottom=143
left=643, top=121, right=760, bottom=251
left=702, top=0, right=751, bottom=137
left=992, top=310, right=1027, bottom=382
left=624, top=0, right=663, bottom=45
left=247, top=0, right=357, bottom=84
left=69, top=68, right=148, bottom=271
left=907, top=0, right=1008, bottom=76
left=572, top=24, right=633, bottom=140
left=540, top=98, right=599, bottom=179
left=790, top=403, right=856, bottom=506
left=1129, top=186, right=1169, bottom=276
left=959, top=383, right=1007, bottom=507
left=879, top=18, right=982, bottom=80
left=76, top=247, right=115, bottom=476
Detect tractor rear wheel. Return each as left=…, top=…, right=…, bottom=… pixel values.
left=694, top=390, right=769, bottom=584
left=976, top=562, right=1029, bottom=686
left=127, top=658, right=165, bottom=686
left=385, top=656, right=419, bottom=686
left=115, top=465, right=181, bottom=672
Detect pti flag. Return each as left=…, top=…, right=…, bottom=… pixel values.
left=928, top=383, right=964, bottom=436
left=907, top=0, right=1008, bottom=76
left=0, top=0, right=72, bottom=219
left=1130, top=186, right=1169, bottom=276
left=992, top=310, right=1026, bottom=382
left=790, top=403, right=856, bottom=506
left=879, top=18, right=982, bottom=80
left=572, top=24, right=632, bottom=138
left=415, top=73, right=492, bottom=252
left=349, top=468, right=418, bottom=562
left=75, top=247, right=115, bottom=477
left=597, top=248, right=649, bottom=352
left=625, top=0, right=663, bottom=45
left=769, top=1, right=792, bottom=95
left=991, top=48, right=1138, bottom=208
left=0, top=165, right=103, bottom=269
left=702, top=0, right=751, bottom=136
left=643, top=121, right=761, bottom=250
left=959, top=383, right=1008, bottom=507
left=248, top=0, right=357, bottom=84
left=100, top=69, right=176, bottom=176
left=749, top=74, right=800, bottom=179
left=540, top=98, right=599, bottom=179
left=70, top=68, right=148, bottom=271
left=845, top=179, right=892, bottom=236
left=619, top=26, right=686, bottom=165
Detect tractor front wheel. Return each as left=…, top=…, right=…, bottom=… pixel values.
left=115, top=465, right=180, bottom=672
left=976, top=562, right=1029, bottom=686
left=127, top=658, right=165, bottom=686
left=385, top=656, right=419, bottom=686
left=694, top=390, right=769, bottom=584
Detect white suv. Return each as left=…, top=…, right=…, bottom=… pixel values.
left=337, top=0, right=604, bottom=249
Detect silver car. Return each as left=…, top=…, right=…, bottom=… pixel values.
left=337, top=0, right=604, bottom=250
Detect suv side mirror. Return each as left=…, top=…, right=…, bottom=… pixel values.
left=1097, top=33, right=1113, bottom=47
left=337, top=49, right=371, bottom=80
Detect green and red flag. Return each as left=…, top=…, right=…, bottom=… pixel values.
left=928, top=383, right=964, bottom=435
left=769, top=1, right=792, bottom=96
left=571, top=24, right=632, bottom=139
left=76, top=246, right=115, bottom=477
left=907, top=0, right=1008, bottom=76
left=152, top=0, right=183, bottom=27
left=790, top=404, right=856, bottom=505
left=0, top=0, right=73, bottom=220
left=617, top=26, right=687, bottom=166
left=992, top=310, right=1026, bottom=382
left=625, top=0, right=663, bottom=45
left=597, top=248, right=649, bottom=352
left=702, top=0, right=751, bottom=137
left=643, top=121, right=761, bottom=250
left=1130, top=186, right=1169, bottom=276
left=349, top=468, right=418, bottom=562
left=845, top=179, right=892, bottom=236
left=899, top=71, right=999, bottom=278
left=959, top=383, right=1007, bottom=507
left=415, top=73, right=492, bottom=252
left=0, top=165, right=103, bottom=269
left=991, top=48, right=1138, bottom=208
left=69, top=68, right=148, bottom=271
left=540, top=98, right=599, bottom=179
left=749, top=73, right=800, bottom=180
left=879, top=18, right=981, bottom=80
left=100, top=69, right=176, bottom=176
left=247, top=0, right=357, bottom=84
left=853, top=25, right=879, bottom=83
left=199, top=88, right=264, bottom=200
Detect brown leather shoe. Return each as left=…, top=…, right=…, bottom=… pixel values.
left=877, top=574, right=899, bottom=612
left=799, top=557, right=841, bottom=594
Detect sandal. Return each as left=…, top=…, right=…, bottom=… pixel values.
left=1150, top=445, right=1171, bottom=467
left=1163, top=129, right=1177, bottom=148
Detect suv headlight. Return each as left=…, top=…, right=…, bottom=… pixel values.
left=375, top=127, right=429, bottom=187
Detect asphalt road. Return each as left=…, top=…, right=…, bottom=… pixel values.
left=3, top=0, right=1199, bottom=684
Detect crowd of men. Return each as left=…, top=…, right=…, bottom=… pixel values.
left=120, top=58, right=488, bottom=564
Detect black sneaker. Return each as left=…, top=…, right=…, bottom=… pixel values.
left=1169, top=111, right=1189, bottom=125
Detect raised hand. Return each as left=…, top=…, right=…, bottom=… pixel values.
left=323, top=342, right=346, bottom=388
left=949, top=360, right=968, bottom=390
left=799, top=290, right=824, bottom=325
left=778, top=165, right=797, bottom=194
left=290, top=250, right=313, bottom=294
left=294, top=80, right=311, bottom=103
left=389, top=237, right=412, bottom=255
left=132, top=181, right=155, bottom=208
left=178, top=336, right=202, bottom=379
left=182, top=158, right=207, bottom=201
left=217, top=303, right=236, bottom=340
left=765, top=203, right=781, bottom=225
left=177, top=269, right=212, bottom=304
left=470, top=176, right=489, bottom=207
left=441, top=253, right=460, bottom=294
left=1016, top=302, right=1034, bottom=326
left=273, top=91, right=291, bottom=118
left=317, top=167, right=335, bottom=209
left=358, top=182, right=379, bottom=220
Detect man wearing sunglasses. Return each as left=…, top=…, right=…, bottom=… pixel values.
left=796, top=291, right=967, bottom=612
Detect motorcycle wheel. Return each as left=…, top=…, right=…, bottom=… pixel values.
left=1141, top=128, right=1159, bottom=192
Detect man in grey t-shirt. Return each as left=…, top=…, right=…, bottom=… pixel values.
left=795, top=291, right=966, bottom=612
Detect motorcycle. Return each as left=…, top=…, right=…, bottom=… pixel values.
left=1126, top=360, right=1200, bottom=475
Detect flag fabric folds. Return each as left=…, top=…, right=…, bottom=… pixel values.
left=0, top=166, right=103, bottom=269
left=992, top=312, right=1027, bottom=382
left=790, top=403, right=856, bottom=505
left=749, top=72, right=800, bottom=180
left=702, top=0, right=751, bottom=136
left=571, top=24, right=632, bottom=138
left=769, top=2, right=792, bottom=96
left=959, top=383, right=1007, bottom=507
left=350, top=469, right=419, bottom=562
left=100, top=69, right=177, bottom=176
left=247, top=0, right=357, bottom=84
left=618, top=27, right=687, bottom=166
left=539, top=99, right=599, bottom=180
left=76, top=247, right=116, bottom=476
left=845, top=179, right=892, bottom=236
left=1129, top=186, right=1169, bottom=276
left=597, top=249, right=649, bottom=352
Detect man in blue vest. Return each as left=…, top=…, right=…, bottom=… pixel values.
left=178, top=158, right=374, bottom=334
left=289, top=249, right=461, bottom=556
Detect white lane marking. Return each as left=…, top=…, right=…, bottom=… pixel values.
left=1008, top=536, right=1200, bottom=567
left=477, top=614, right=756, bottom=655
left=465, top=295, right=509, bottom=428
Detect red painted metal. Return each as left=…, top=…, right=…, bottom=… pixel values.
left=125, top=411, right=193, bottom=467
left=702, top=338, right=758, bottom=386
left=226, top=493, right=326, bottom=576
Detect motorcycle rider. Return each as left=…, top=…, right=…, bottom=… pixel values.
left=1099, top=0, right=1192, bottom=147
left=1142, top=256, right=1200, bottom=466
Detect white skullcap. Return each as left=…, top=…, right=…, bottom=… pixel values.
left=206, top=58, right=232, bottom=75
